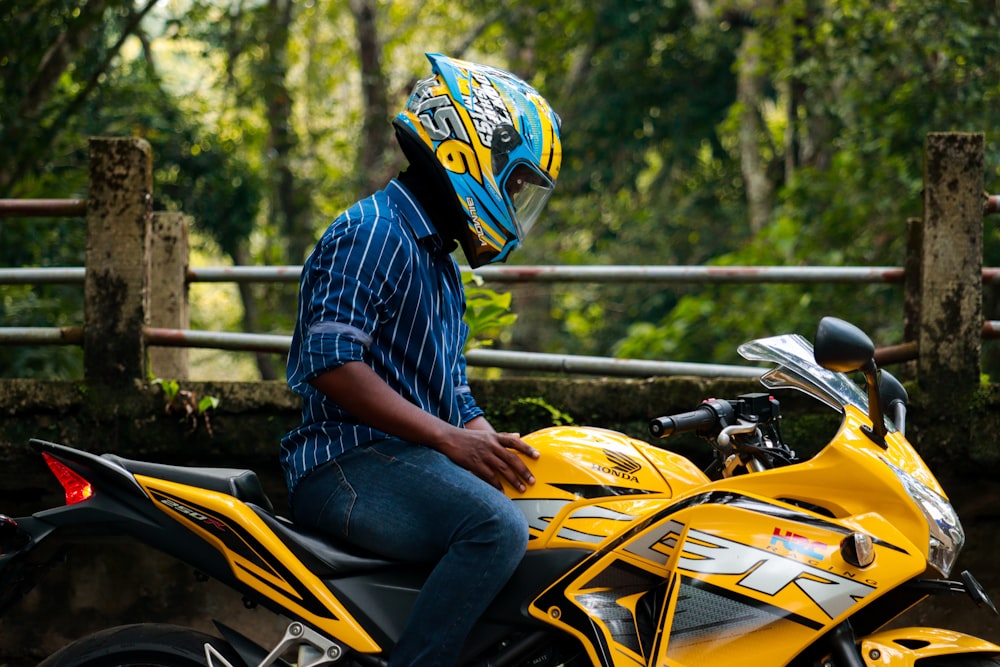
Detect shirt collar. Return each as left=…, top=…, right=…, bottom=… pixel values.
left=386, top=178, right=437, bottom=242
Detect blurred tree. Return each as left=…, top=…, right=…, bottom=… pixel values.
left=3, top=0, right=1000, bottom=380
left=605, top=0, right=1000, bottom=365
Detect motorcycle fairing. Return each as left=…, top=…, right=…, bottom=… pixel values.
left=135, top=475, right=382, bottom=653
left=325, top=548, right=591, bottom=656
left=860, top=627, right=1000, bottom=665
left=529, top=489, right=926, bottom=667
left=515, top=426, right=710, bottom=550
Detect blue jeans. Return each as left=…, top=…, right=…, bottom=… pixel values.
left=290, top=438, right=529, bottom=667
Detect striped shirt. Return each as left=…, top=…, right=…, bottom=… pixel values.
left=280, top=179, right=483, bottom=495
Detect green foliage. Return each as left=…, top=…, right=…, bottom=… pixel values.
left=151, top=377, right=181, bottom=404
left=4, top=0, right=1000, bottom=380
left=152, top=376, right=220, bottom=435
left=462, top=273, right=518, bottom=352
left=515, top=397, right=575, bottom=426
left=198, top=395, right=220, bottom=415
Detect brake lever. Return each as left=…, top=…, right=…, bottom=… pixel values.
left=715, top=420, right=760, bottom=452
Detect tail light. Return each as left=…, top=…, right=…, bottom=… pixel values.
left=42, top=452, right=94, bottom=505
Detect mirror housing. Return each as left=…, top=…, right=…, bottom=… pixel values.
left=814, top=317, right=888, bottom=446
left=814, top=317, right=876, bottom=373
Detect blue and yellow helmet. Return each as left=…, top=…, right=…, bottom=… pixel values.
left=393, top=53, right=562, bottom=267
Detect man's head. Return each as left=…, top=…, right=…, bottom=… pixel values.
left=394, top=53, right=562, bottom=268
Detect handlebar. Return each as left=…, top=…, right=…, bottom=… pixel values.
left=649, top=399, right=734, bottom=438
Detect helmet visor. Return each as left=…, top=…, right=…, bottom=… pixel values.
left=503, top=162, right=555, bottom=238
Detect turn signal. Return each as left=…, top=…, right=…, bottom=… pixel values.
left=42, top=453, right=94, bottom=505
left=841, top=532, right=875, bottom=568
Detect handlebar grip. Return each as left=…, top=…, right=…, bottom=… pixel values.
left=649, top=403, right=720, bottom=438
left=649, top=399, right=735, bottom=439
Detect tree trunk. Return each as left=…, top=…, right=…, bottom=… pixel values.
left=233, top=246, right=279, bottom=381
left=349, top=0, right=397, bottom=196
left=736, top=28, right=774, bottom=235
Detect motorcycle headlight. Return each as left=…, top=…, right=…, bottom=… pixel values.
left=883, top=458, right=964, bottom=576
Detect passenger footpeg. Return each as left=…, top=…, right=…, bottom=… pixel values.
left=258, top=622, right=346, bottom=667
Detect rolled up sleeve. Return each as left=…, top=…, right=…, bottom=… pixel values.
left=287, top=219, right=403, bottom=394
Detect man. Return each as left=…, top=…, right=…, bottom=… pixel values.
left=281, top=53, right=562, bottom=666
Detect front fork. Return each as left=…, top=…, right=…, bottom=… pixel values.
left=827, top=621, right=866, bottom=667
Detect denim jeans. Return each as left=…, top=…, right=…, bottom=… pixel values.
left=290, top=438, right=529, bottom=667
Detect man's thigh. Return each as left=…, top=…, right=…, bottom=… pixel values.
left=335, top=438, right=521, bottom=561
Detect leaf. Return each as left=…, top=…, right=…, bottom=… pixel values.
left=197, top=395, right=220, bottom=414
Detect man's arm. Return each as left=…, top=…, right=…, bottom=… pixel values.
left=309, top=361, right=538, bottom=492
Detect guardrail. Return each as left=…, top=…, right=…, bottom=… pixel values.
left=0, top=135, right=995, bottom=402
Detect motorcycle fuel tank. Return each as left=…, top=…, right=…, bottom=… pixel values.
left=513, top=426, right=710, bottom=549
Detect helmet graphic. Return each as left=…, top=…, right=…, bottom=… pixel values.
left=393, top=53, right=562, bottom=267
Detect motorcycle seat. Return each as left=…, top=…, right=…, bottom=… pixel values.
left=248, top=504, right=400, bottom=577
left=99, top=454, right=400, bottom=576
left=101, top=454, right=275, bottom=514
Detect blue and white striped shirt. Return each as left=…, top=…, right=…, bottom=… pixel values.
left=280, top=179, right=483, bottom=495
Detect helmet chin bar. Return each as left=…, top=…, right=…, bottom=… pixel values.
left=392, top=53, right=562, bottom=267
left=458, top=213, right=509, bottom=268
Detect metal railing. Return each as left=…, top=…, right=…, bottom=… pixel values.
left=0, top=261, right=915, bottom=378
left=1, top=180, right=998, bottom=379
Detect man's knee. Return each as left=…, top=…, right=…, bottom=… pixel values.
left=489, top=499, right=530, bottom=555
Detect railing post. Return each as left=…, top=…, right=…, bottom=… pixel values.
left=917, top=132, right=984, bottom=396
left=84, top=137, right=153, bottom=389
left=149, top=211, right=190, bottom=380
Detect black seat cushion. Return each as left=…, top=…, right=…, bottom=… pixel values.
left=101, top=454, right=275, bottom=514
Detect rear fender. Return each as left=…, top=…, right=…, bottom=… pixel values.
left=861, top=627, right=1000, bottom=666
left=0, top=441, right=162, bottom=615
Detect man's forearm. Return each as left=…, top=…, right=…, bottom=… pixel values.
left=309, top=361, right=454, bottom=448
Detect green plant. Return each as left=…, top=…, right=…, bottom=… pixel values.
left=462, top=272, right=518, bottom=352
left=515, top=397, right=574, bottom=426
left=151, top=377, right=220, bottom=436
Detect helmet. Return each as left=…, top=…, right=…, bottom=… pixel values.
left=393, top=53, right=562, bottom=268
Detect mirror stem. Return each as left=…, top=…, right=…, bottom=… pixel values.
left=861, top=359, right=888, bottom=445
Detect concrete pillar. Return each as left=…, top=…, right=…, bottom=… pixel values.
left=149, top=212, right=190, bottom=380
left=900, top=217, right=922, bottom=381
left=918, top=132, right=984, bottom=395
left=84, top=137, right=153, bottom=388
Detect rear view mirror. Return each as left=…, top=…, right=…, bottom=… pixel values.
left=814, top=317, right=876, bottom=373
left=814, top=317, right=887, bottom=445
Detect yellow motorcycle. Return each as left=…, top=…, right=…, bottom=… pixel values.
left=2, top=317, right=997, bottom=666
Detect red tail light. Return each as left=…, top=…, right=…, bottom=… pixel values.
left=42, top=452, right=94, bottom=505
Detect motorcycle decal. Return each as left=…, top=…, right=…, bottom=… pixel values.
left=516, top=498, right=572, bottom=541
left=513, top=498, right=648, bottom=544
left=659, top=575, right=829, bottom=666
left=516, top=499, right=638, bottom=544
left=531, top=490, right=896, bottom=666
left=158, top=496, right=229, bottom=533
left=652, top=491, right=909, bottom=555
left=627, top=518, right=876, bottom=619
left=575, top=559, right=665, bottom=659
left=769, top=527, right=829, bottom=560
left=551, top=483, right=656, bottom=498
left=147, top=488, right=343, bottom=620
left=596, top=449, right=643, bottom=483
left=151, top=490, right=277, bottom=573
left=670, top=576, right=824, bottom=641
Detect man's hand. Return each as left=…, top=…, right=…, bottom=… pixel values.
left=439, top=424, right=539, bottom=492
left=310, top=362, right=539, bottom=492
